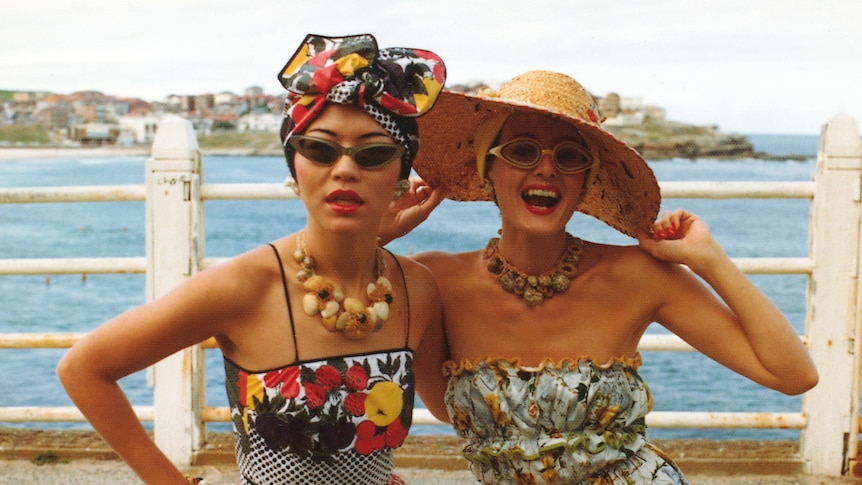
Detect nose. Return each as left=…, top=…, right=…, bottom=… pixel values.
left=535, top=148, right=556, bottom=174
left=331, top=152, right=361, bottom=180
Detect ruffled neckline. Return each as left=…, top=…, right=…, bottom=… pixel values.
left=443, top=353, right=642, bottom=377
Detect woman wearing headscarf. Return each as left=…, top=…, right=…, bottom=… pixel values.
left=58, top=33, right=446, bottom=485
left=391, top=70, right=818, bottom=484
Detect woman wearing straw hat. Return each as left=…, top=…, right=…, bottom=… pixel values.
left=388, top=70, right=819, bottom=484
left=59, top=34, right=447, bottom=485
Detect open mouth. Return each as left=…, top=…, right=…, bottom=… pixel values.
left=326, top=190, right=363, bottom=206
left=521, top=187, right=560, bottom=209
left=327, top=196, right=361, bottom=206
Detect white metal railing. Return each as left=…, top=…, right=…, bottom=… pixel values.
left=0, top=113, right=861, bottom=476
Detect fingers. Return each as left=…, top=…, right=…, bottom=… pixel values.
left=415, top=184, right=446, bottom=212
left=652, top=212, right=679, bottom=240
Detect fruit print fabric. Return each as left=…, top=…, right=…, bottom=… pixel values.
left=224, top=349, right=414, bottom=484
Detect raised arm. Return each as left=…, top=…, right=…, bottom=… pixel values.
left=637, top=209, right=818, bottom=395
left=378, top=178, right=446, bottom=246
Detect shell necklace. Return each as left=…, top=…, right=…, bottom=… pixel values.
left=483, top=231, right=583, bottom=307
left=293, top=232, right=393, bottom=340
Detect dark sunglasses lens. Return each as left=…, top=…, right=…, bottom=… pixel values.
left=555, top=144, right=592, bottom=172
left=295, top=138, right=339, bottom=164
left=354, top=145, right=402, bottom=168
left=501, top=141, right=540, bottom=166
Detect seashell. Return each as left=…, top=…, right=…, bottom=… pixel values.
left=303, top=293, right=320, bottom=316
left=486, top=256, right=503, bottom=274
left=343, top=297, right=366, bottom=313
left=513, top=274, right=526, bottom=292
left=332, top=286, right=344, bottom=301
left=371, top=301, right=390, bottom=322
left=378, top=276, right=393, bottom=292
left=526, top=275, right=538, bottom=288
left=551, top=274, right=570, bottom=292
left=336, top=312, right=350, bottom=330
left=537, top=275, right=552, bottom=288
left=296, top=270, right=309, bottom=283
left=321, top=300, right=340, bottom=318
left=500, top=272, right=516, bottom=292
left=303, top=275, right=325, bottom=291
left=321, top=315, right=338, bottom=332
left=559, top=263, right=576, bottom=276
left=292, top=247, right=304, bottom=263
left=523, top=287, right=544, bottom=307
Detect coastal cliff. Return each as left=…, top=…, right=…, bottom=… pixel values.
left=447, top=82, right=759, bottom=161
left=606, top=119, right=755, bottom=160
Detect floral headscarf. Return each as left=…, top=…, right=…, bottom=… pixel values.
left=279, top=33, right=447, bottom=179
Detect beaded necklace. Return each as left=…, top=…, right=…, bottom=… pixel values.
left=293, top=232, right=394, bottom=340
left=483, top=231, right=583, bottom=307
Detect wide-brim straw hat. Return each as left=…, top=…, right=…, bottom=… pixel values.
left=413, top=70, right=660, bottom=238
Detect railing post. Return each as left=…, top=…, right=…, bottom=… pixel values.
left=801, top=114, right=862, bottom=476
left=145, top=115, right=206, bottom=465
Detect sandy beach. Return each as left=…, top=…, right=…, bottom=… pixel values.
left=0, top=146, right=151, bottom=161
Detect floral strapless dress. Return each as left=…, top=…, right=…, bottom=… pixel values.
left=225, top=349, right=414, bottom=485
left=444, top=354, right=688, bottom=484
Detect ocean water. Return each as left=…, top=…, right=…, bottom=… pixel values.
left=0, top=134, right=821, bottom=440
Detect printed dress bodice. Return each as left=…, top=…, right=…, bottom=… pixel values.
left=225, top=349, right=414, bottom=485
left=444, top=354, right=687, bottom=484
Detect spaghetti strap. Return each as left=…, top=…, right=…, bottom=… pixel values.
left=267, top=243, right=300, bottom=360
left=384, top=248, right=411, bottom=348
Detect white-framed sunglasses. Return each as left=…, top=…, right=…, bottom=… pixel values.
left=488, top=138, right=597, bottom=174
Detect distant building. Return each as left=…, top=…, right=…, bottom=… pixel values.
left=118, top=115, right=160, bottom=144
left=600, top=94, right=646, bottom=126
left=238, top=112, right=281, bottom=132
left=68, top=123, right=121, bottom=146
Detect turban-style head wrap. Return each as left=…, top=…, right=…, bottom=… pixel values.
left=279, top=33, right=447, bottom=179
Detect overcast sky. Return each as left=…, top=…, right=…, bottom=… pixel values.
left=3, top=0, right=860, bottom=134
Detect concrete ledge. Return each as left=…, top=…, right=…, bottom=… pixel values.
left=0, top=428, right=824, bottom=477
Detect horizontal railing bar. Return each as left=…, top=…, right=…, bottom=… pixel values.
left=0, top=406, right=802, bottom=429
left=0, top=406, right=154, bottom=422
left=203, top=257, right=813, bottom=274
left=0, top=333, right=86, bottom=349
left=199, top=183, right=298, bottom=200
left=646, top=411, right=806, bottom=429
left=0, top=333, right=217, bottom=349
left=1, top=333, right=806, bottom=353
left=734, top=257, right=813, bottom=274
left=659, top=181, right=815, bottom=199
left=0, top=257, right=147, bottom=275
left=0, top=185, right=145, bottom=203
left=0, top=256, right=811, bottom=276
left=1, top=181, right=813, bottom=205
left=198, top=406, right=803, bottom=429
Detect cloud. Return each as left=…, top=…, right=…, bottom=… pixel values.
left=2, top=0, right=861, bottom=134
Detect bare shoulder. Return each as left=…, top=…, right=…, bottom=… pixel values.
left=580, top=241, right=681, bottom=284
left=180, top=244, right=281, bottom=312
left=413, top=249, right=479, bottom=274
left=390, top=252, right=436, bottom=287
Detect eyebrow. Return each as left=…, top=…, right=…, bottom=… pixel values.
left=306, top=127, right=392, bottom=141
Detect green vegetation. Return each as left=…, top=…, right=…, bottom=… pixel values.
left=0, top=90, right=14, bottom=101
left=0, top=124, right=51, bottom=144
left=31, top=449, right=67, bottom=465
left=197, top=131, right=282, bottom=153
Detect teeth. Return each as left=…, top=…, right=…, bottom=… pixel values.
left=523, top=189, right=559, bottom=199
